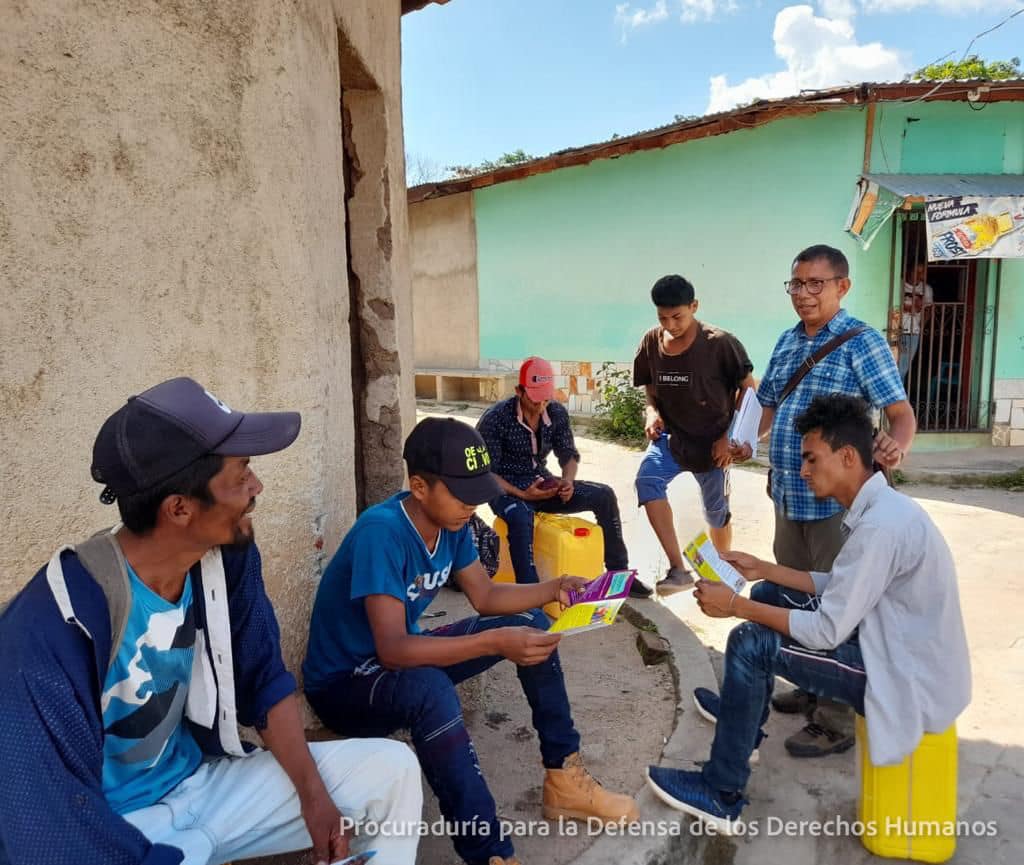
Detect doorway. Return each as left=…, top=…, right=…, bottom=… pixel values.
left=895, top=214, right=991, bottom=432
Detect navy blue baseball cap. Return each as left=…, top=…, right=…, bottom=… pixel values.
left=402, top=417, right=501, bottom=505
left=91, top=377, right=301, bottom=502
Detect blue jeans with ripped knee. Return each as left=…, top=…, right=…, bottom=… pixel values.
left=305, top=608, right=580, bottom=865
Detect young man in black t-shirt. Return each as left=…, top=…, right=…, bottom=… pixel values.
left=633, top=275, right=756, bottom=595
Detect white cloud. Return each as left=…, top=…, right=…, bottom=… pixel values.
left=615, top=0, right=670, bottom=31
left=818, top=0, right=856, bottom=19
left=681, top=0, right=738, bottom=23
left=615, top=0, right=736, bottom=34
left=706, top=5, right=907, bottom=113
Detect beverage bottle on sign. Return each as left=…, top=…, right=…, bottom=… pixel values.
left=931, top=212, right=1017, bottom=259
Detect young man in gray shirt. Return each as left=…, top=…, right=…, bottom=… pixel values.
left=646, top=394, right=970, bottom=834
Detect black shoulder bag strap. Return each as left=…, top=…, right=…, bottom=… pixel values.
left=776, top=325, right=868, bottom=407
left=766, top=325, right=869, bottom=497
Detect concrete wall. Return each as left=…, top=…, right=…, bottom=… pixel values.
left=0, top=0, right=416, bottom=675
left=993, top=259, right=1024, bottom=446
left=410, top=191, right=480, bottom=368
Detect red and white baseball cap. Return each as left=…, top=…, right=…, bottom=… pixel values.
left=519, top=356, right=555, bottom=402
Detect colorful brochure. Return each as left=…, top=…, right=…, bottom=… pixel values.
left=547, top=569, right=636, bottom=635
left=683, top=532, right=746, bottom=594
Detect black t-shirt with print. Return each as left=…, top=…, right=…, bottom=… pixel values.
left=633, top=322, right=753, bottom=473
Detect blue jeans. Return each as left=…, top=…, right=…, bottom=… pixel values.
left=306, top=609, right=580, bottom=865
left=490, top=480, right=628, bottom=585
left=701, top=583, right=866, bottom=794
left=898, top=332, right=921, bottom=378
left=635, top=432, right=730, bottom=528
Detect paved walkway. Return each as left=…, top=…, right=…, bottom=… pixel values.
left=416, top=403, right=1024, bottom=865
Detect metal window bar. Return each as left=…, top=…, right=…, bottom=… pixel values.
left=899, top=213, right=977, bottom=433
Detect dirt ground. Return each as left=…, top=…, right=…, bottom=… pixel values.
left=414, top=587, right=676, bottom=865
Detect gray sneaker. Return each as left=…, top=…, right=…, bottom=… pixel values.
left=771, top=687, right=817, bottom=715
left=656, top=566, right=694, bottom=596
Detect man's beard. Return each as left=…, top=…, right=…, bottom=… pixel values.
left=225, top=520, right=255, bottom=551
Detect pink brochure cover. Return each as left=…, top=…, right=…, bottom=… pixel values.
left=566, top=569, right=636, bottom=606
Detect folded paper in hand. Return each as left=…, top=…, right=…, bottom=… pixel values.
left=683, top=532, right=746, bottom=594
left=728, top=389, right=762, bottom=453
left=547, top=569, right=636, bottom=635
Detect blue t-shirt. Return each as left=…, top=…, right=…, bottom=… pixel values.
left=101, top=565, right=202, bottom=814
left=303, top=492, right=479, bottom=689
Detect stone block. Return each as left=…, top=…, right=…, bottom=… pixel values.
left=636, top=630, right=671, bottom=666
left=992, top=423, right=1010, bottom=446
left=1011, top=428, right=1024, bottom=447
left=994, top=379, right=1024, bottom=399
left=995, top=399, right=1011, bottom=423
left=1012, top=407, right=1024, bottom=429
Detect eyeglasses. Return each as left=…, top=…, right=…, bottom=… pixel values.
left=784, top=277, right=842, bottom=295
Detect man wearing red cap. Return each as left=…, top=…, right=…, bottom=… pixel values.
left=477, top=357, right=652, bottom=598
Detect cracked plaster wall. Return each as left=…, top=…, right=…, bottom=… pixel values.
left=0, top=0, right=415, bottom=677
left=410, top=192, right=480, bottom=369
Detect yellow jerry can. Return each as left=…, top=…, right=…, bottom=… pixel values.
left=856, top=714, right=959, bottom=863
left=492, top=513, right=605, bottom=619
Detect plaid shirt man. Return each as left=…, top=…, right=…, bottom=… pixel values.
left=757, top=308, right=906, bottom=521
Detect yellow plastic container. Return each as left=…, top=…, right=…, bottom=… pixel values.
left=492, top=513, right=604, bottom=619
left=856, top=714, right=959, bottom=863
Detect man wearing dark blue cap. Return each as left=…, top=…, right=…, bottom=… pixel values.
left=304, top=417, right=640, bottom=865
left=0, top=378, right=422, bottom=865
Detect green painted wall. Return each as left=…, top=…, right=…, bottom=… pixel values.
left=476, top=109, right=892, bottom=374
left=870, top=101, right=1024, bottom=174
left=997, top=259, right=1024, bottom=380
left=475, top=101, right=1023, bottom=382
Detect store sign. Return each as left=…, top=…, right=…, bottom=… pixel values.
left=925, top=195, right=1024, bottom=260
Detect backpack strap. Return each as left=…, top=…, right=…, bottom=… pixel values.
left=74, top=531, right=132, bottom=676
left=777, top=325, right=868, bottom=406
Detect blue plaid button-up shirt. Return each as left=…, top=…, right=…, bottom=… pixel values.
left=757, top=309, right=907, bottom=522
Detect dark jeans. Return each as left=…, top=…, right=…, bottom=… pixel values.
left=490, top=480, right=629, bottom=585
left=305, top=609, right=580, bottom=865
left=701, top=585, right=866, bottom=794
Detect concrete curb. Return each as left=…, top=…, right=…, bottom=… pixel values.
left=570, top=597, right=722, bottom=865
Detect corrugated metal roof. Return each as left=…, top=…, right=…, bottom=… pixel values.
left=409, top=80, right=1024, bottom=202
left=864, top=173, right=1024, bottom=198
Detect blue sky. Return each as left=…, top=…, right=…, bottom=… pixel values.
left=401, top=0, right=1023, bottom=180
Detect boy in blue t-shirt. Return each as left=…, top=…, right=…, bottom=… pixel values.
left=304, top=417, right=639, bottom=865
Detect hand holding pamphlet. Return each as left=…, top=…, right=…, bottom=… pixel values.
left=547, top=569, right=637, bottom=635
left=683, top=532, right=746, bottom=594
left=728, top=388, right=762, bottom=453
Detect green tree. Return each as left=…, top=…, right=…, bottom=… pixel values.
left=909, top=55, right=1020, bottom=81
left=446, top=149, right=534, bottom=178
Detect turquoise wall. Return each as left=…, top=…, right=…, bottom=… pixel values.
left=997, top=260, right=1024, bottom=380
left=474, top=101, right=1023, bottom=380
left=870, top=101, right=1024, bottom=174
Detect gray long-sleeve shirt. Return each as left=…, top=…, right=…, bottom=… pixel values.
left=789, top=472, right=971, bottom=765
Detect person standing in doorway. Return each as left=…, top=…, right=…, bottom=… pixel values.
left=899, top=261, right=934, bottom=379
left=633, top=275, right=756, bottom=596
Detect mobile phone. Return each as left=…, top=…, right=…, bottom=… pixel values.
left=537, top=477, right=560, bottom=490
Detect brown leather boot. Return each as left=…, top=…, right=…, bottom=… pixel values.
left=542, top=752, right=640, bottom=824
left=488, top=857, right=523, bottom=865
